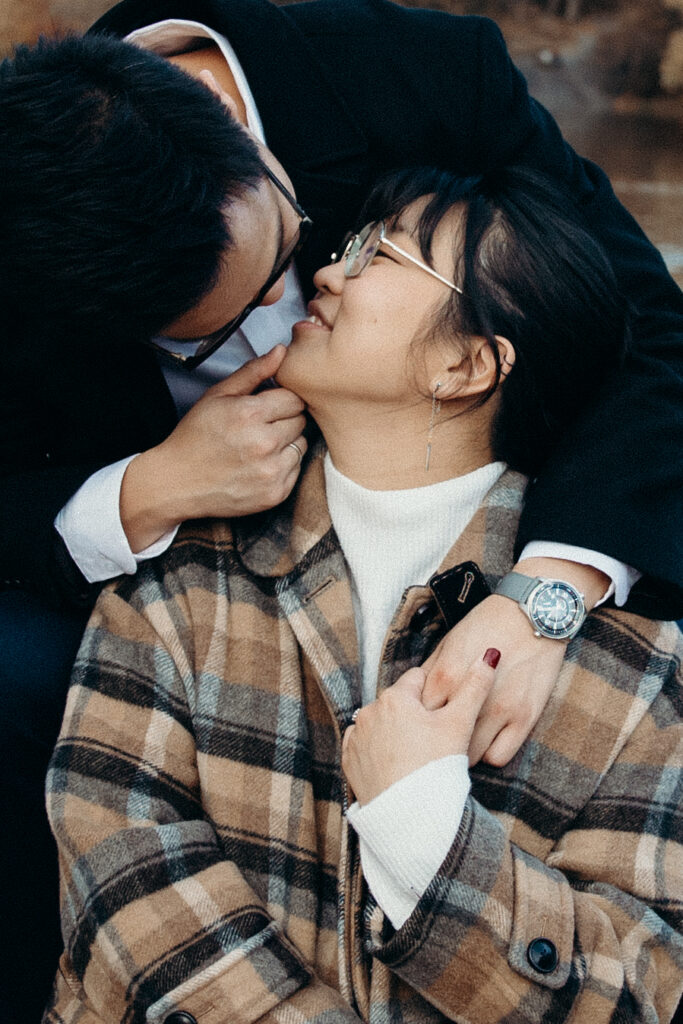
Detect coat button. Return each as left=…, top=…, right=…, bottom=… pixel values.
left=409, top=602, right=433, bottom=630
left=164, top=1013, right=197, bottom=1024
left=527, top=937, right=558, bottom=973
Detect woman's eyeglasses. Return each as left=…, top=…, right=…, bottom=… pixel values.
left=332, top=220, right=463, bottom=293
left=148, top=162, right=312, bottom=372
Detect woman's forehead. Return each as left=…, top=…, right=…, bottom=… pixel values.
left=386, top=197, right=466, bottom=262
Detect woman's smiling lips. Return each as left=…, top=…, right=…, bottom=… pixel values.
left=292, top=300, right=333, bottom=335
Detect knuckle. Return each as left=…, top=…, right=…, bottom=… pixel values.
left=482, top=746, right=511, bottom=768
left=508, top=696, right=535, bottom=723
left=426, top=665, right=452, bottom=692
left=485, top=697, right=509, bottom=721
left=233, top=402, right=259, bottom=432
left=239, top=394, right=261, bottom=418
left=266, top=483, right=288, bottom=507
left=252, top=436, right=276, bottom=461
left=251, top=459, right=274, bottom=484
left=521, top=704, right=541, bottom=731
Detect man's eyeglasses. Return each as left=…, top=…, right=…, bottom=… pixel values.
left=333, top=220, right=463, bottom=293
left=149, top=162, right=312, bottom=371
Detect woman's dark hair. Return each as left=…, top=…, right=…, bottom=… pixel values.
left=361, top=166, right=630, bottom=474
left=0, top=33, right=263, bottom=351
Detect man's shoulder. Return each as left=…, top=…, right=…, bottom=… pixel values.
left=91, top=0, right=503, bottom=54
left=287, top=0, right=501, bottom=45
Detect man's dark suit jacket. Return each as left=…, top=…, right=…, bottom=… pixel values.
left=2, top=0, right=682, bottom=616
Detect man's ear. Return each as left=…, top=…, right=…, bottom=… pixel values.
left=433, top=335, right=515, bottom=400
left=196, top=69, right=242, bottom=121
left=167, top=49, right=247, bottom=124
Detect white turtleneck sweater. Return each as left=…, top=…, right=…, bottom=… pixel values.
left=325, top=454, right=506, bottom=929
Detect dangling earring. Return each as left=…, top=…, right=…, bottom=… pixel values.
left=425, top=383, right=441, bottom=471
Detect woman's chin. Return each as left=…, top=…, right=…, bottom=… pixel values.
left=274, top=350, right=308, bottom=397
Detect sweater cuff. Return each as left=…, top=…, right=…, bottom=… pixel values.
left=346, top=755, right=469, bottom=929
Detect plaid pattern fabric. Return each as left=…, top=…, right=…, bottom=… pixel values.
left=44, top=451, right=683, bottom=1024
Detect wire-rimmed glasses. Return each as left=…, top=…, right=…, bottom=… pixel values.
left=148, top=162, right=312, bottom=371
left=333, top=220, right=462, bottom=293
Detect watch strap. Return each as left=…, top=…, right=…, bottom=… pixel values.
left=494, top=571, right=541, bottom=605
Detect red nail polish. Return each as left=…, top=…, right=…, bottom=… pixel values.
left=483, top=647, right=501, bottom=668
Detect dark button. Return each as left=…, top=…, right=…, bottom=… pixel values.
left=527, top=937, right=558, bottom=974
left=409, top=602, right=433, bottom=631
left=164, top=1013, right=198, bottom=1024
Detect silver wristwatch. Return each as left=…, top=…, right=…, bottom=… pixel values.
left=494, top=572, right=586, bottom=640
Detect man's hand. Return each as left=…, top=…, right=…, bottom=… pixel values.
left=421, top=558, right=609, bottom=767
left=120, top=345, right=307, bottom=550
left=341, top=657, right=496, bottom=806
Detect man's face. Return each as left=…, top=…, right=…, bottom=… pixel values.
left=163, top=145, right=300, bottom=341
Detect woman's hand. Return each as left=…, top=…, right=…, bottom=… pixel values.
left=341, top=654, right=497, bottom=806
left=421, top=559, right=609, bottom=767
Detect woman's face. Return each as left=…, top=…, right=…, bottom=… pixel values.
left=276, top=197, right=462, bottom=410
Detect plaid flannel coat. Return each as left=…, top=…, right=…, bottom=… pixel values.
left=44, top=452, right=683, bottom=1024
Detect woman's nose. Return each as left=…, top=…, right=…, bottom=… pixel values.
left=313, top=258, right=345, bottom=294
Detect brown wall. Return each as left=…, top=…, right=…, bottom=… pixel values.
left=0, top=0, right=116, bottom=55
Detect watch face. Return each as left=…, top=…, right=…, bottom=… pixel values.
left=528, top=581, right=585, bottom=639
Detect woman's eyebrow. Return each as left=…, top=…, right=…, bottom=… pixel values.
left=389, top=215, right=417, bottom=241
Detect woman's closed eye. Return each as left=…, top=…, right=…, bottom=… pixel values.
left=373, top=249, right=399, bottom=264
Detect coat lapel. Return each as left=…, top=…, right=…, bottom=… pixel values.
left=235, top=447, right=361, bottom=731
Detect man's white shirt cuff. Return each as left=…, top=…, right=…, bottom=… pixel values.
left=518, top=541, right=641, bottom=607
left=54, top=457, right=179, bottom=583
left=346, top=754, right=470, bottom=930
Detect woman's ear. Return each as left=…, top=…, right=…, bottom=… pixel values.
left=433, top=334, right=515, bottom=400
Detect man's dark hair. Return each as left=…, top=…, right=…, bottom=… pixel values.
left=0, top=33, right=263, bottom=351
left=362, top=165, right=630, bottom=474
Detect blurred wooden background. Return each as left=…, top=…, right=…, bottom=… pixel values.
left=0, top=0, right=113, bottom=50
left=1, top=0, right=681, bottom=285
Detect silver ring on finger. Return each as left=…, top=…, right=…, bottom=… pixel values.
left=287, top=441, right=303, bottom=465
left=351, top=708, right=360, bottom=723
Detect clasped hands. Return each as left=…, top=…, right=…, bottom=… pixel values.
left=342, top=596, right=569, bottom=805
left=343, top=551, right=610, bottom=802
left=120, top=350, right=602, bottom=782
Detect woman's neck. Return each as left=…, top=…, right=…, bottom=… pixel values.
left=311, top=396, right=497, bottom=490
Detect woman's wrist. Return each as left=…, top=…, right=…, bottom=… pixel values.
left=514, top=557, right=610, bottom=612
